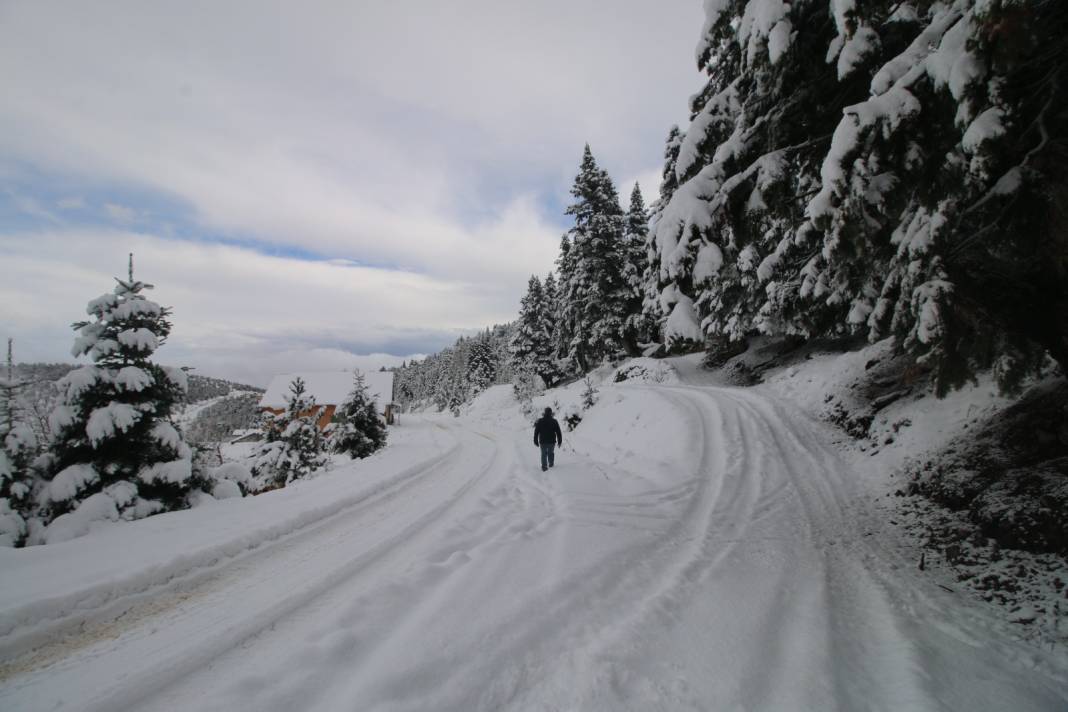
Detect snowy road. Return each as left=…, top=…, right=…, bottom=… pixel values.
left=2, top=383, right=1067, bottom=710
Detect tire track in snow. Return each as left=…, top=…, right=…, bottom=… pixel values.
left=0, top=421, right=508, bottom=712
left=354, top=387, right=766, bottom=711
left=667, top=386, right=1067, bottom=710
left=0, top=421, right=465, bottom=668
left=728, top=388, right=1068, bottom=707
left=703, top=388, right=938, bottom=710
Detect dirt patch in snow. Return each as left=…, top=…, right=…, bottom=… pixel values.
left=890, top=492, right=1068, bottom=649
left=906, top=381, right=1068, bottom=555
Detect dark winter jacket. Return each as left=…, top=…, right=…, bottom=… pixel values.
left=533, top=415, right=563, bottom=447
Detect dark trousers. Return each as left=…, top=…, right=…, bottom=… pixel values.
left=540, top=442, right=556, bottom=470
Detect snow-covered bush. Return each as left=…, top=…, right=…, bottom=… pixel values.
left=611, top=358, right=679, bottom=385
left=248, top=377, right=327, bottom=492
left=330, top=371, right=387, bottom=459
left=41, top=257, right=208, bottom=539
left=580, top=377, right=599, bottom=409
left=512, top=367, right=542, bottom=419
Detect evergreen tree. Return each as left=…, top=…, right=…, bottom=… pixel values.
left=644, top=126, right=687, bottom=342
left=466, top=331, right=498, bottom=395
left=445, top=342, right=469, bottom=416
left=331, top=371, right=387, bottom=459
left=510, top=275, right=561, bottom=387
left=393, top=324, right=514, bottom=412
left=44, top=255, right=204, bottom=522
left=432, top=347, right=456, bottom=411
left=554, top=234, right=578, bottom=367
left=648, top=0, right=1066, bottom=393
left=0, top=339, right=38, bottom=546
left=798, top=0, right=1068, bottom=394
left=541, top=272, right=561, bottom=369
left=510, top=275, right=543, bottom=378
left=564, top=145, right=631, bottom=368
left=650, top=0, right=851, bottom=350
left=623, top=183, right=653, bottom=348
left=250, top=377, right=326, bottom=491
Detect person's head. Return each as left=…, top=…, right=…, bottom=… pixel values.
left=543, top=407, right=553, bottom=417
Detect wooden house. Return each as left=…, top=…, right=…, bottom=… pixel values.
left=258, top=370, right=395, bottom=430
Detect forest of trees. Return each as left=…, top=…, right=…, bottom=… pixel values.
left=394, top=325, right=514, bottom=413
left=401, top=0, right=1065, bottom=412
left=648, top=0, right=1066, bottom=396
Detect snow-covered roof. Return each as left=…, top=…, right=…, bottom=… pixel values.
left=259, top=370, right=394, bottom=410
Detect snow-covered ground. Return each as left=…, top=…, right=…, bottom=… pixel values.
left=2, top=361, right=1067, bottom=710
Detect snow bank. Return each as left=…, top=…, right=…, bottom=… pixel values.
left=755, top=338, right=1013, bottom=475
left=609, top=358, right=680, bottom=385
left=567, top=387, right=696, bottom=482
left=0, top=422, right=457, bottom=656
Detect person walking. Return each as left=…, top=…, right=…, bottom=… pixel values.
left=533, top=407, right=563, bottom=472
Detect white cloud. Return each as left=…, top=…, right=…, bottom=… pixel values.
left=57, top=196, right=86, bottom=210
left=104, top=202, right=136, bottom=223
left=0, top=1, right=704, bottom=378
left=0, top=2, right=699, bottom=261
left=7, top=191, right=61, bottom=224
left=0, top=229, right=516, bottom=384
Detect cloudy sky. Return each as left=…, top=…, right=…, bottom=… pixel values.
left=0, top=1, right=704, bottom=385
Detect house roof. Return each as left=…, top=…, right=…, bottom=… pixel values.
left=259, top=370, right=394, bottom=410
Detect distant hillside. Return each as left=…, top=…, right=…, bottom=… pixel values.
left=185, top=373, right=264, bottom=403
left=14, top=363, right=262, bottom=404
left=12, top=364, right=264, bottom=445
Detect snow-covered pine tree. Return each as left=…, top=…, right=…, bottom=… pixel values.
left=393, top=324, right=514, bottom=412
left=43, top=256, right=205, bottom=529
left=431, top=347, right=455, bottom=412
left=249, top=377, right=326, bottom=491
left=541, top=272, right=562, bottom=372
left=446, top=354, right=468, bottom=416
left=1, top=339, right=38, bottom=546
left=650, top=0, right=1065, bottom=394
left=564, top=145, right=632, bottom=367
left=510, top=275, right=561, bottom=388
left=466, top=331, right=498, bottom=396
left=796, top=0, right=1068, bottom=394
left=331, top=371, right=387, bottom=459
left=623, top=183, right=654, bottom=349
left=643, top=126, right=687, bottom=343
left=651, top=0, right=854, bottom=352
left=490, top=323, right=515, bottom=384
left=554, top=234, right=578, bottom=368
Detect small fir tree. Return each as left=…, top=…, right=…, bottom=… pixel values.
left=465, top=331, right=498, bottom=395
left=555, top=235, right=578, bottom=368
left=623, top=183, right=653, bottom=349
left=44, top=255, right=204, bottom=523
left=1, top=339, right=38, bottom=546
left=331, top=371, right=387, bottom=459
left=580, top=376, right=599, bottom=409
left=250, top=377, right=327, bottom=491
left=510, top=275, right=561, bottom=388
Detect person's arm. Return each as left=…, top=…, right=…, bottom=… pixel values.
left=533, top=423, right=539, bottom=446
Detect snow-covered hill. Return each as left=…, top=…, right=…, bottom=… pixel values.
left=1, top=358, right=1066, bottom=710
